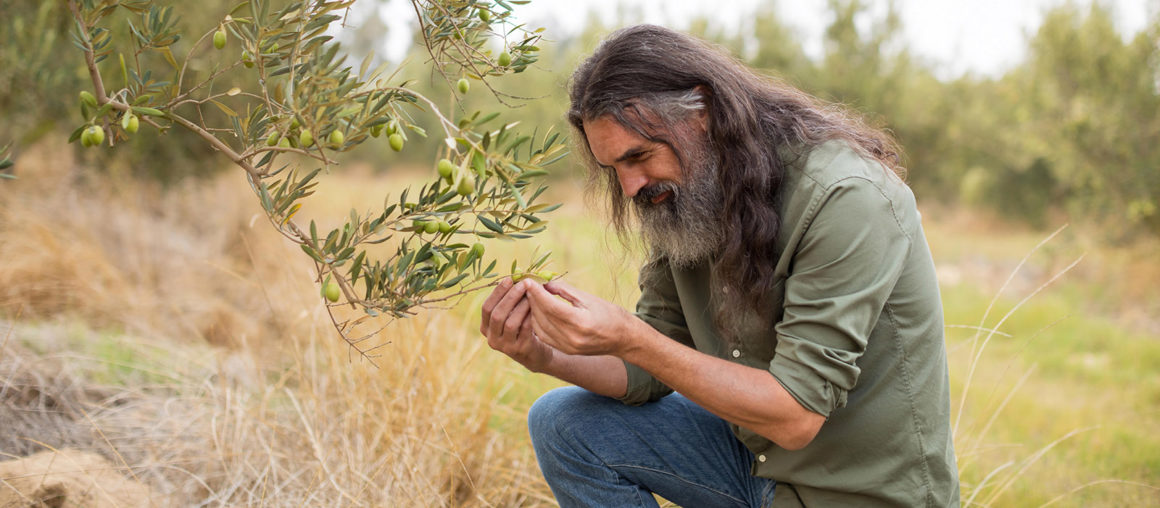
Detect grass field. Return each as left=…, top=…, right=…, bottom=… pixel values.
left=1, top=143, right=1158, bottom=506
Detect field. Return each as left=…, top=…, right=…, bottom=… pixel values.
left=1, top=143, right=1158, bottom=506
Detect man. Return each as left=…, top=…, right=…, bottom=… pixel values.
left=480, top=24, right=959, bottom=507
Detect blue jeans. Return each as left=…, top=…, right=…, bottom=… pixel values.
left=528, top=386, right=776, bottom=507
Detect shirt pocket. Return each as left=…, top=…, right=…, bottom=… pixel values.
left=734, top=278, right=786, bottom=365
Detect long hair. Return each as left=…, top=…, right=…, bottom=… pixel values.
left=568, top=25, right=904, bottom=336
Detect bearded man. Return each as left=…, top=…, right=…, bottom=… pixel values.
left=480, top=24, right=959, bottom=507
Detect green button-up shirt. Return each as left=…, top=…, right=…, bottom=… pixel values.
left=622, top=140, right=960, bottom=507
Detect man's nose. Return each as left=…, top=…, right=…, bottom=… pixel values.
left=617, top=169, right=648, bottom=198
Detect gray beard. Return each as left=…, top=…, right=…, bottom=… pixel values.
left=633, top=150, right=724, bottom=268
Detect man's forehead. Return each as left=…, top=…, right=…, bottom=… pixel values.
left=583, top=116, right=651, bottom=167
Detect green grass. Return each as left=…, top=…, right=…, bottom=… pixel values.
left=943, top=278, right=1160, bottom=505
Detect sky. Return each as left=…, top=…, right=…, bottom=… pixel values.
left=372, top=0, right=1154, bottom=79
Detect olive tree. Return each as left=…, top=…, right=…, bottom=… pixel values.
left=68, top=0, right=564, bottom=361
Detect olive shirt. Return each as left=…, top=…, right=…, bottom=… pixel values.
left=622, top=140, right=960, bottom=507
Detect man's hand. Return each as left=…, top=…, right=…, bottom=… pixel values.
left=525, top=277, right=825, bottom=450
left=480, top=277, right=556, bottom=373
left=524, top=279, right=641, bottom=358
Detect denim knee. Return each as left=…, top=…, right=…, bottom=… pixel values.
left=527, top=386, right=593, bottom=446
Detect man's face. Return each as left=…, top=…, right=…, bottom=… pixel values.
left=583, top=114, right=724, bottom=267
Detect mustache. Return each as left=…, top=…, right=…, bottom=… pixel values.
left=633, top=181, right=680, bottom=208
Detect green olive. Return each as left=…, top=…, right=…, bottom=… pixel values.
left=324, top=281, right=340, bottom=302
left=299, top=130, right=314, bottom=147
left=266, top=131, right=279, bottom=146
left=456, top=78, right=470, bottom=94
left=278, top=136, right=291, bottom=148
left=511, top=272, right=547, bottom=284
left=437, top=220, right=452, bottom=234
left=213, top=29, right=227, bottom=50
left=79, top=91, right=98, bottom=108
left=241, top=50, right=254, bottom=68
left=388, top=133, right=404, bottom=152
left=328, top=129, right=345, bottom=148
left=456, top=172, right=475, bottom=197
left=478, top=9, right=491, bottom=22
left=497, top=51, right=512, bottom=67
left=423, top=220, right=439, bottom=234
left=121, top=113, right=139, bottom=133
left=86, top=125, right=104, bottom=146
left=370, top=123, right=383, bottom=137
left=469, top=242, right=485, bottom=258
left=437, top=159, right=455, bottom=181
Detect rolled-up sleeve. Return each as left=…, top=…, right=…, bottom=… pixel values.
left=770, top=177, right=911, bottom=417
left=620, top=256, right=694, bottom=406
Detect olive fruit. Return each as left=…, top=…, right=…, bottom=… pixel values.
left=437, top=220, right=452, bottom=234
left=469, top=242, right=485, bottom=258
left=241, top=50, right=254, bottom=68
left=437, top=159, right=455, bottom=181
left=497, top=51, right=512, bottom=67
left=456, top=172, right=475, bottom=197
left=79, top=91, right=98, bottom=108
left=299, top=130, right=314, bottom=147
left=511, top=272, right=547, bottom=284
left=266, top=131, right=279, bottom=146
left=85, top=126, right=104, bottom=147
left=388, top=133, right=404, bottom=152
left=324, top=281, right=341, bottom=302
left=328, top=129, right=345, bottom=148
left=121, top=113, right=139, bottom=134
left=423, top=221, right=439, bottom=234
left=213, top=28, right=227, bottom=50
left=278, top=136, right=291, bottom=148
left=370, top=123, right=383, bottom=137
left=456, top=78, right=470, bottom=94
left=478, top=9, right=491, bottom=23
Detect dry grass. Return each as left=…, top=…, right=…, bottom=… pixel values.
left=0, top=143, right=556, bottom=506
left=2, top=141, right=1157, bottom=506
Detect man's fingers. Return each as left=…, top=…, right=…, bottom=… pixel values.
left=479, top=277, right=514, bottom=335
left=530, top=316, right=558, bottom=349
left=487, top=280, right=532, bottom=340
left=527, top=280, right=585, bottom=329
left=503, top=298, right=532, bottom=339
left=543, top=278, right=587, bottom=307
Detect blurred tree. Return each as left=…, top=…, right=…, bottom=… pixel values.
left=1021, top=4, right=1160, bottom=236
left=0, top=0, right=272, bottom=182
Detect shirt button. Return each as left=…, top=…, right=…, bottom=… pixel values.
left=758, top=454, right=767, bottom=463
left=731, top=349, right=741, bottom=358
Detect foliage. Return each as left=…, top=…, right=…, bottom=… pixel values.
left=66, top=0, right=565, bottom=360
left=738, top=0, right=1160, bottom=238
left=0, top=144, right=13, bottom=180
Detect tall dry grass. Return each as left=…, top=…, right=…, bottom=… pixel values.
left=0, top=143, right=556, bottom=506
left=3, top=141, right=1156, bottom=506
